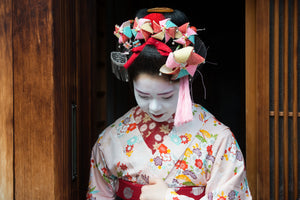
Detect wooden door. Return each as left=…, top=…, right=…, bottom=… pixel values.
left=245, top=0, right=299, bottom=199
left=0, top=0, right=83, bottom=199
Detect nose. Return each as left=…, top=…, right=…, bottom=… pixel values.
left=149, top=99, right=162, bottom=113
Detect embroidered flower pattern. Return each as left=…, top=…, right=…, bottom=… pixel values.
left=195, top=159, right=203, bottom=169
left=150, top=144, right=173, bottom=169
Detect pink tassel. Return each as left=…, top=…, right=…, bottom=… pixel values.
left=174, top=76, right=193, bottom=126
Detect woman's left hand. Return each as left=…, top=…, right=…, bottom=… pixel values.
left=140, top=178, right=168, bottom=200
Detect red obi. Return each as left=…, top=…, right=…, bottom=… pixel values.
left=116, top=179, right=205, bottom=200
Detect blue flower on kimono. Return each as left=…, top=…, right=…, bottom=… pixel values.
left=170, top=133, right=181, bottom=145
left=127, top=136, right=140, bottom=145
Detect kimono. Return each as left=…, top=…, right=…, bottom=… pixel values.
left=87, top=104, right=252, bottom=200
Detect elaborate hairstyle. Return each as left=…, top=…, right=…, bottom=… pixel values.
left=111, top=7, right=207, bottom=126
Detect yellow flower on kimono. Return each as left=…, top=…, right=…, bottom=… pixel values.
left=184, top=148, right=193, bottom=157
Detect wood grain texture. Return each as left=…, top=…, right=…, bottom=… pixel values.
left=245, top=0, right=257, bottom=198
left=256, top=0, right=270, bottom=199
left=13, top=0, right=55, bottom=199
left=52, top=0, right=76, bottom=199
left=292, top=0, right=298, bottom=199
left=273, top=0, right=280, bottom=199
left=0, top=0, right=13, bottom=199
left=283, top=0, right=289, bottom=198
left=246, top=0, right=270, bottom=199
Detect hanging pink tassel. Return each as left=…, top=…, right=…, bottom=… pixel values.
left=174, top=76, right=193, bottom=126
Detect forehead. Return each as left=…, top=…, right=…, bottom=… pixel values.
left=133, top=74, right=176, bottom=93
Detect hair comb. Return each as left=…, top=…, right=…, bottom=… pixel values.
left=147, top=7, right=174, bottom=13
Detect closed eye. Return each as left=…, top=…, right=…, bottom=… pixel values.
left=138, top=95, right=150, bottom=99
left=162, top=95, right=173, bottom=100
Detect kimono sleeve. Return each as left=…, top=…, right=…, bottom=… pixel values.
left=201, top=130, right=252, bottom=200
left=86, top=134, right=116, bottom=200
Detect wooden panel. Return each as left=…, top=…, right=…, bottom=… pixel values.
left=292, top=1, right=298, bottom=199
left=282, top=0, right=289, bottom=199
left=13, top=0, right=56, bottom=199
left=255, top=1, right=270, bottom=199
left=273, top=0, right=280, bottom=199
left=270, top=0, right=299, bottom=198
left=247, top=0, right=299, bottom=199
left=0, top=0, right=13, bottom=199
left=52, top=0, right=76, bottom=199
left=245, top=0, right=257, bottom=198
left=246, top=0, right=270, bottom=199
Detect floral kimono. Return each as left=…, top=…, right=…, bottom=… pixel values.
left=87, top=104, right=252, bottom=200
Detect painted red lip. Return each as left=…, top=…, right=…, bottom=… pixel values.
left=152, top=114, right=164, bottom=118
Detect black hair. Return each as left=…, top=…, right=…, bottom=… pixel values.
left=127, top=8, right=206, bottom=81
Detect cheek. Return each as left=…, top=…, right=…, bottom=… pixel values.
left=134, top=93, right=148, bottom=109
left=164, top=92, right=179, bottom=113
left=163, top=100, right=178, bottom=113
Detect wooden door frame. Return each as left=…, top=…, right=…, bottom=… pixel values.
left=245, top=0, right=270, bottom=199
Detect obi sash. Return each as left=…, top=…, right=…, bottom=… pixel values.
left=116, top=179, right=205, bottom=200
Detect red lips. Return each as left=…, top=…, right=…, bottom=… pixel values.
left=152, top=114, right=164, bottom=118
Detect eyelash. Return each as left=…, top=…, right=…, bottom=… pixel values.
left=162, top=95, right=173, bottom=100
left=138, top=95, right=173, bottom=100
left=138, top=95, right=150, bottom=99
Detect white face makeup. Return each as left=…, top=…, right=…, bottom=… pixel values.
left=133, top=74, right=180, bottom=122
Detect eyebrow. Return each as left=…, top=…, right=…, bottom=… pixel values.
left=135, top=88, right=174, bottom=96
left=157, top=90, right=174, bottom=96
left=135, top=88, right=150, bottom=95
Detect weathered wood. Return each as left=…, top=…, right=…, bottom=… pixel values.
left=13, top=0, right=56, bottom=199
left=0, top=0, right=13, bottom=199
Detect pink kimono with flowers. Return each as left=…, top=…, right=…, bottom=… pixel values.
left=87, top=104, right=252, bottom=200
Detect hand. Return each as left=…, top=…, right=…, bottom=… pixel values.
left=140, top=178, right=168, bottom=200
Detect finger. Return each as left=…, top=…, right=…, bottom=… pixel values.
left=148, top=177, right=162, bottom=185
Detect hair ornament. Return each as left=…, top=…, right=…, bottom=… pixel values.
left=132, top=18, right=153, bottom=41
left=147, top=7, right=174, bottom=13
left=114, top=20, right=133, bottom=44
left=124, top=37, right=172, bottom=69
left=152, top=18, right=178, bottom=43
left=173, top=23, right=197, bottom=46
left=111, top=9, right=207, bottom=126
left=111, top=14, right=205, bottom=79
left=160, top=46, right=205, bottom=80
